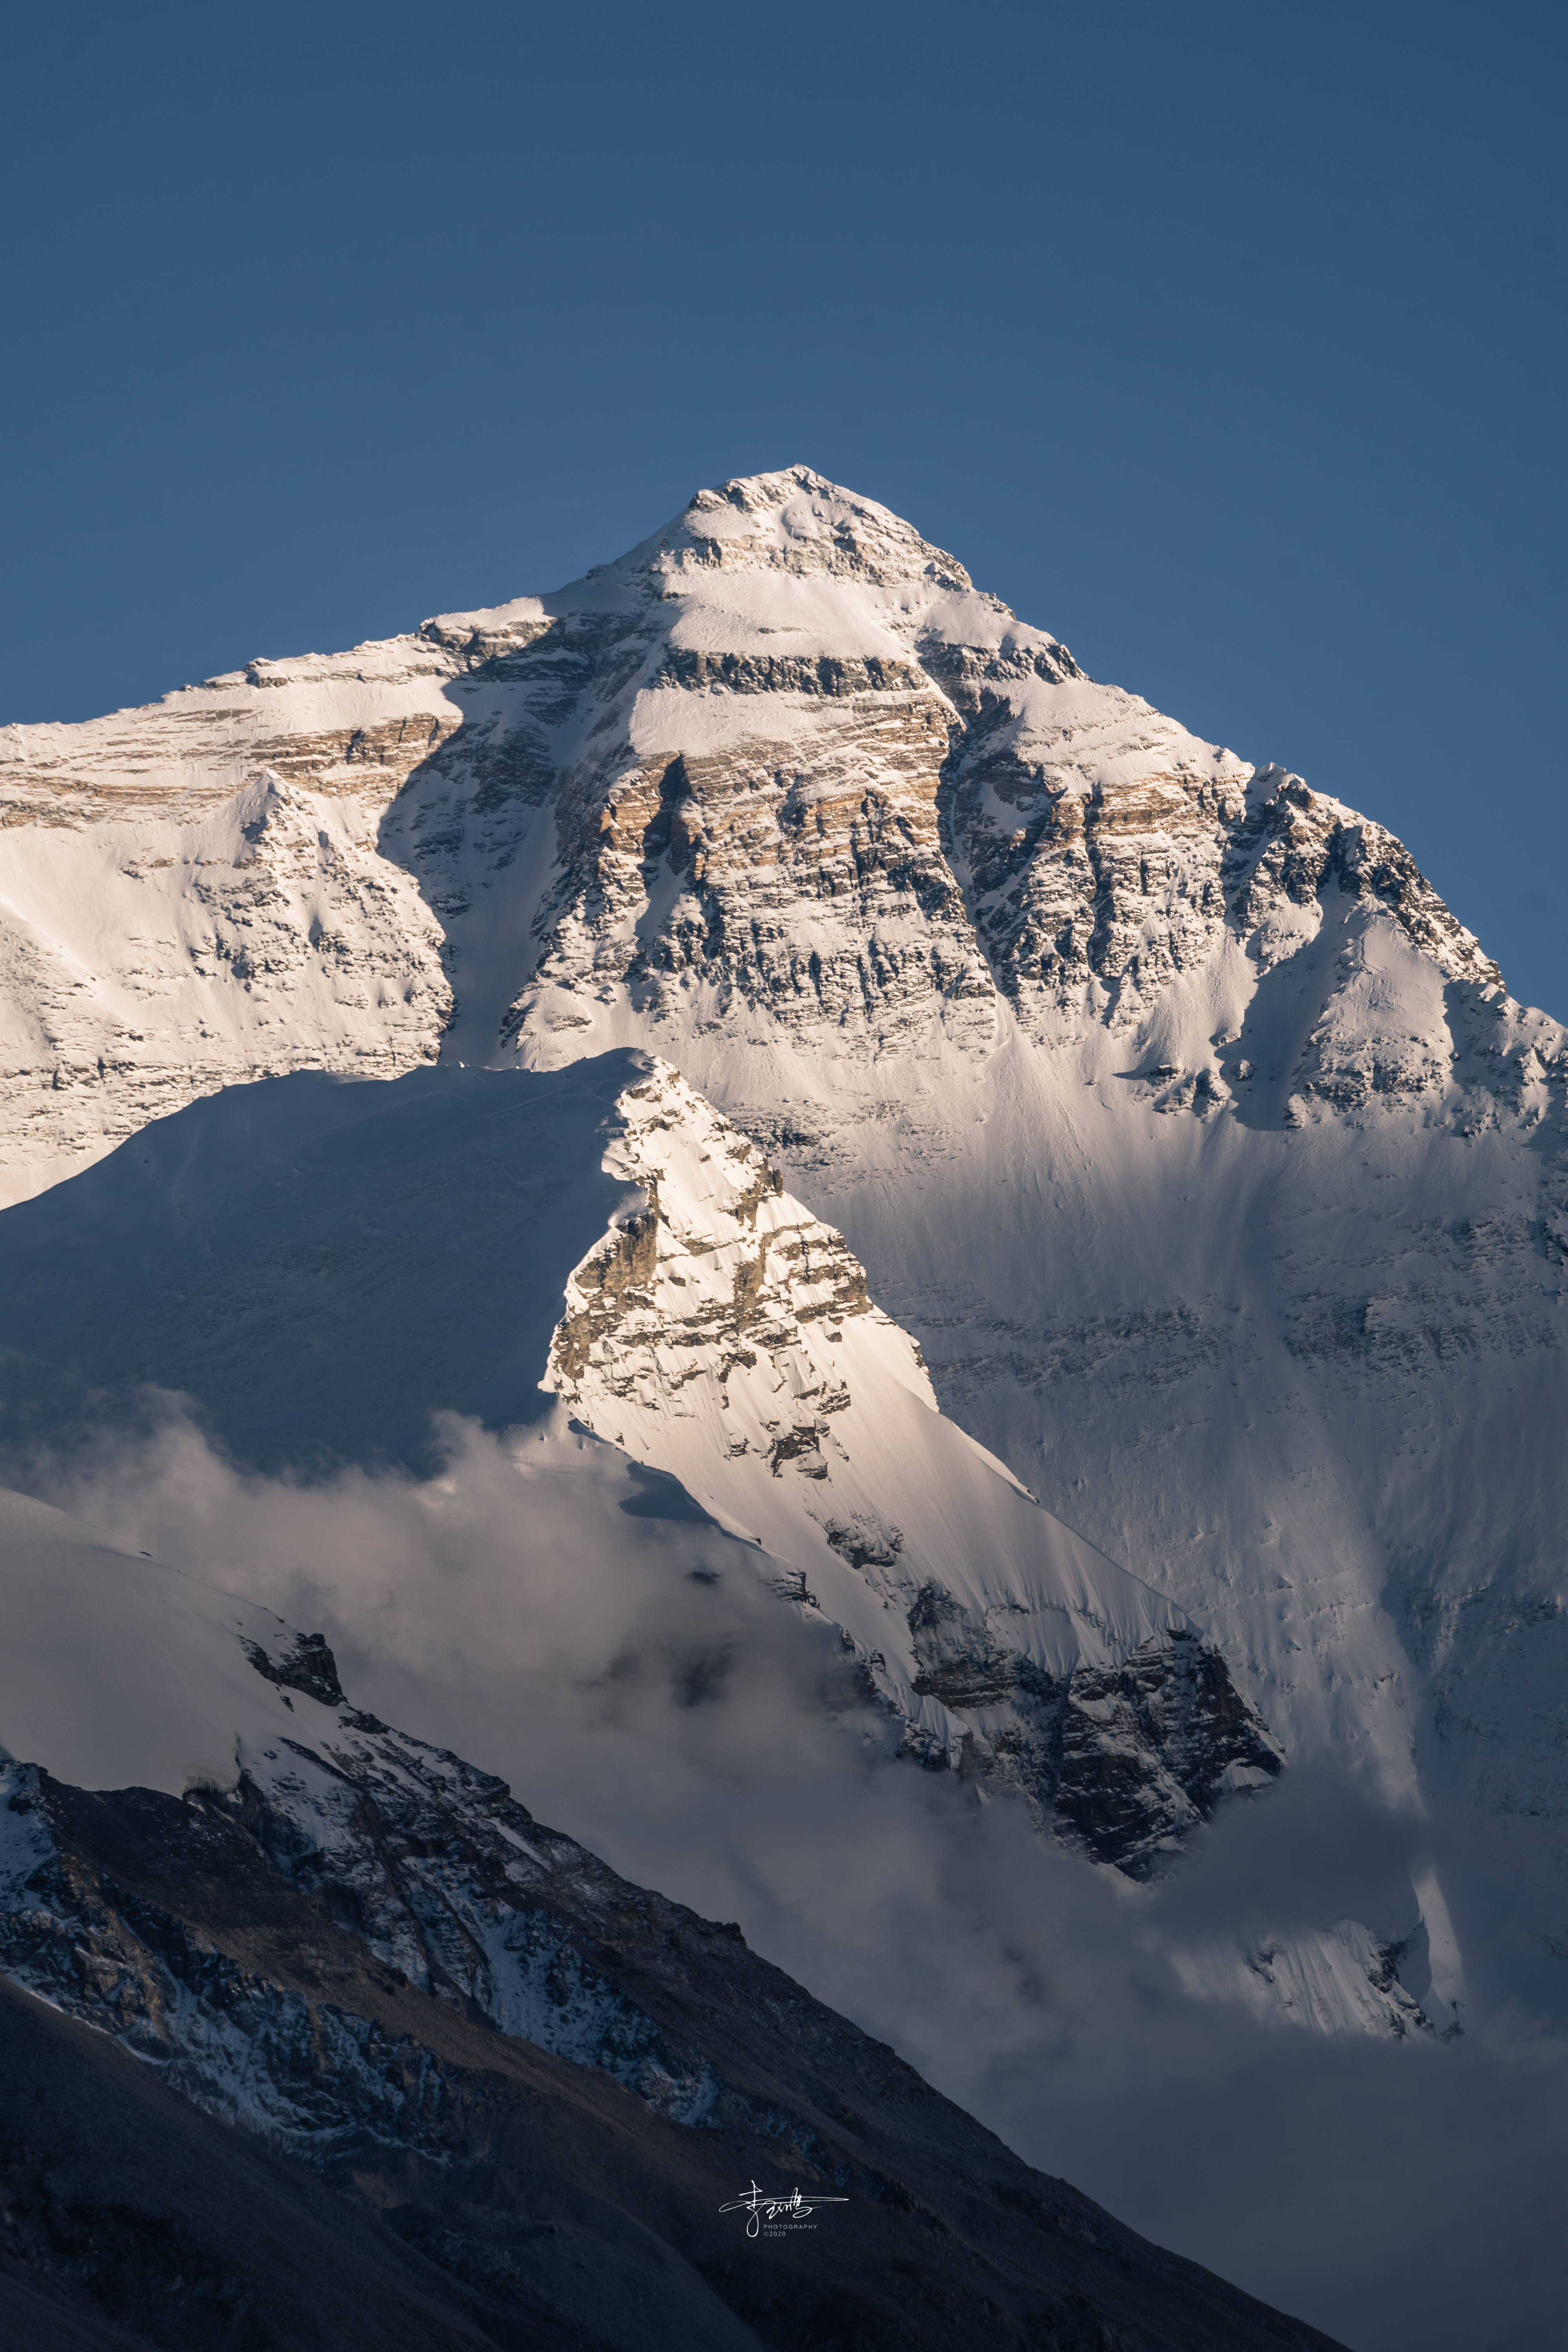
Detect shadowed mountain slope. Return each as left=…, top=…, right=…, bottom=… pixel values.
left=0, top=1500, right=1342, bottom=2352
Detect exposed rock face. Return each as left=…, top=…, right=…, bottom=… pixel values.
left=0, top=1730, right=733, bottom=2142
left=914, top=1622, right=1285, bottom=1873
left=511, top=673, right=995, bottom=1059
left=0, top=636, right=461, bottom=818
left=938, top=673, right=1503, bottom=1050
left=544, top=1059, right=1282, bottom=1877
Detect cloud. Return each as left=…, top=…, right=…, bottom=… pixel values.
left=18, top=1404, right=1568, bottom=2352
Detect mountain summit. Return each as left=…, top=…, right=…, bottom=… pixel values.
left=0, top=465, right=1537, bottom=1192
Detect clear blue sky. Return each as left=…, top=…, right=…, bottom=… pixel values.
left=4, top=1, right=1564, bottom=1016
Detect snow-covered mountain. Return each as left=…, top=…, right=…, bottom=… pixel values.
left=2, top=1485, right=1345, bottom=2352
left=3, top=463, right=1564, bottom=2030
left=543, top=1057, right=1283, bottom=1872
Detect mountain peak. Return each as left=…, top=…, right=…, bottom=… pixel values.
left=641, top=464, right=974, bottom=593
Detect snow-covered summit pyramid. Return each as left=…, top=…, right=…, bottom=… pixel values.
left=2, top=465, right=1552, bottom=1200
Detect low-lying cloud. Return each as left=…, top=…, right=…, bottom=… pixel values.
left=19, top=1403, right=1568, bottom=2352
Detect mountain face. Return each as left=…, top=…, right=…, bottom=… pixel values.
left=1, top=464, right=1534, bottom=1154
left=542, top=1057, right=1283, bottom=1874
left=0, top=1054, right=1281, bottom=1883
left=0, top=1486, right=1343, bottom=2352
left=3, top=466, right=1563, bottom=2030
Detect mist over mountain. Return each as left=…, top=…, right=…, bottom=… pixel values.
left=3, top=468, right=1566, bottom=2350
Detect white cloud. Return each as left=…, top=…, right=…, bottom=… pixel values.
left=17, top=1401, right=1568, bottom=2352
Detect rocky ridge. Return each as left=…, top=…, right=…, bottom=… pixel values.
left=0, top=1506, right=1346, bottom=2352
left=544, top=1059, right=1284, bottom=1877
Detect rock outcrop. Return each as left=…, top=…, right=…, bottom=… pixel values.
left=545, top=1059, right=1283, bottom=1877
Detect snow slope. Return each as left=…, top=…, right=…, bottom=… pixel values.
left=0, top=1056, right=641, bottom=1475
left=0, top=1485, right=334, bottom=1798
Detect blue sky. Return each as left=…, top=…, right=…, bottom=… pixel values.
left=4, top=0, right=1564, bottom=1014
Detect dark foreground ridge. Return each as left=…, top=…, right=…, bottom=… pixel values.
left=0, top=1657, right=1345, bottom=2352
